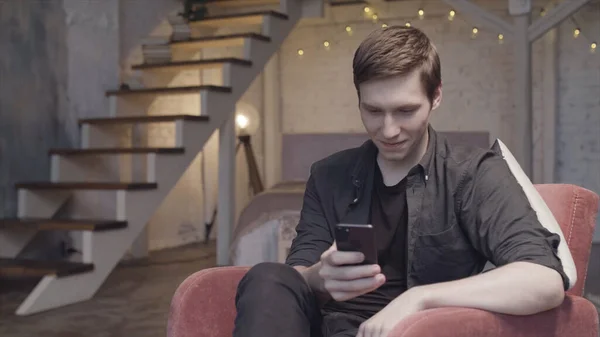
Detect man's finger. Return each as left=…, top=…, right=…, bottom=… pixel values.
left=325, top=274, right=385, bottom=293
left=327, top=264, right=381, bottom=280
left=325, top=250, right=365, bottom=266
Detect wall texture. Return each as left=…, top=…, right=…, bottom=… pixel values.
left=0, top=0, right=70, bottom=217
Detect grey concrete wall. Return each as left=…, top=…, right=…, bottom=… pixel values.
left=0, top=0, right=71, bottom=217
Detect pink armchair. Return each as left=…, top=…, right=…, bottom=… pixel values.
left=167, top=184, right=600, bottom=337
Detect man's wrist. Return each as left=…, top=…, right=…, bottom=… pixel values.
left=407, top=284, right=437, bottom=310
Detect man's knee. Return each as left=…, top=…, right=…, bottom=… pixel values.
left=237, top=262, right=307, bottom=294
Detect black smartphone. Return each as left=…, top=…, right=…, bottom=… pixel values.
left=334, top=224, right=378, bottom=265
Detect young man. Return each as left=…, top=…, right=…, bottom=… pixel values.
left=233, top=26, right=567, bottom=337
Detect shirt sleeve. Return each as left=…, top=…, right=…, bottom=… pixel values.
left=285, top=168, right=334, bottom=267
left=457, top=151, right=569, bottom=290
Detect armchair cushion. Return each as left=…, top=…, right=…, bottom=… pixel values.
left=390, top=295, right=598, bottom=337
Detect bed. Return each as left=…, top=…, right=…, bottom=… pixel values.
left=229, top=131, right=490, bottom=266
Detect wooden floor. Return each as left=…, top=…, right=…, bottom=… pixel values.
left=1, top=242, right=599, bottom=337
left=0, top=241, right=216, bottom=337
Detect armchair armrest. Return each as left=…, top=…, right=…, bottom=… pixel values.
left=390, top=295, right=598, bottom=337
left=167, top=266, right=250, bottom=337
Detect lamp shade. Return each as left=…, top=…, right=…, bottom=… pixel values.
left=235, top=102, right=260, bottom=136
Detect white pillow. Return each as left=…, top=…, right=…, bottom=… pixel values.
left=492, top=139, right=577, bottom=290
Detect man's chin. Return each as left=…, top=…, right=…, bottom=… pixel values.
left=378, top=149, right=408, bottom=162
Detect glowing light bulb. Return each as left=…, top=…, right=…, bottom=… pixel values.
left=323, top=41, right=330, bottom=48
left=418, top=8, right=425, bottom=19
left=372, top=14, right=378, bottom=22
left=591, top=42, right=597, bottom=53
left=405, top=22, right=411, bottom=27
left=382, top=23, right=388, bottom=28
left=448, top=10, right=456, bottom=21
left=297, top=49, right=304, bottom=56
left=471, top=27, right=479, bottom=39
left=574, top=28, right=581, bottom=38
left=345, top=25, right=353, bottom=36
left=364, top=6, right=371, bottom=13
left=236, top=114, right=249, bottom=129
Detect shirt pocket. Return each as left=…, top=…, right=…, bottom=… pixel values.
left=411, top=224, right=479, bottom=285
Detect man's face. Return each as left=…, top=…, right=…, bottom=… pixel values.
left=358, top=70, right=441, bottom=163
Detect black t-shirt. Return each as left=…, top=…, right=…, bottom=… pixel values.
left=322, top=163, right=408, bottom=318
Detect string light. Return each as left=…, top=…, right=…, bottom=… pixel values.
left=297, top=49, right=304, bottom=56
left=363, top=6, right=371, bottom=13
left=323, top=41, right=330, bottom=50
left=498, top=33, right=504, bottom=44
left=418, top=8, right=425, bottom=20
left=371, top=14, right=379, bottom=22
left=591, top=42, right=597, bottom=54
left=382, top=23, right=388, bottom=28
left=471, top=27, right=479, bottom=39
left=448, top=10, right=456, bottom=21
left=345, top=25, right=353, bottom=36
left=405, top=21, right=411, bottom=27
left=574, top=28, right=581, bottom=38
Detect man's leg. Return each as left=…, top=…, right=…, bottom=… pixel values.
left=321, top=312, right=365, bottom=337
left=233, top=262, right=322, bottom=337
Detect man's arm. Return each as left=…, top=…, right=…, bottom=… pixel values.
left=441, top=151, right=567, bottom=315
left=285, top=167, right=333, bottom=300
left=417, top=261, right=564, bottom=315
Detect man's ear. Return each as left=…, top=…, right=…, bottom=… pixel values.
left=431, top=84, right=443, bottom=110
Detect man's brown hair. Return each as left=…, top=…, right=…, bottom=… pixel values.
left=353, top=26, right=441, bottom=104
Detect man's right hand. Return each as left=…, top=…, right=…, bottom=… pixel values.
left=316, top=243, right=385, bottom=302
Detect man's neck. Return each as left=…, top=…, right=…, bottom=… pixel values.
left=377, top=128, right=429, bottom=186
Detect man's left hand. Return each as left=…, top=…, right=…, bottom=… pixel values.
left=356, top=286, right=429, bottom=337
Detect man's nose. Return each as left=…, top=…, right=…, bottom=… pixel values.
left=381, top=113, right=400, bottom=139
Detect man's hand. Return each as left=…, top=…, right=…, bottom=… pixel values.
left=318, top=243, right=386, bottom=302
left=357, top=287, right=427, bottom=337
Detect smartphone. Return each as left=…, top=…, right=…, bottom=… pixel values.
left=334, top=223, right=378, bottom=265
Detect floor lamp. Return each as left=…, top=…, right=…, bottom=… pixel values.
left=204, top=105, right=264, bottom=243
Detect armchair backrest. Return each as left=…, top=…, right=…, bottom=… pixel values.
left=536, top=184, right=599, bottom=296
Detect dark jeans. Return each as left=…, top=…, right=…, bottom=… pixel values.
left=233, top=262, right=367, bottom=337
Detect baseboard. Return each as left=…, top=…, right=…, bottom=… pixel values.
left=150, top=237, right=202, bottom=251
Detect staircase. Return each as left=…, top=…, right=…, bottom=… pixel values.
left=0, top=0, right=322, bottom=316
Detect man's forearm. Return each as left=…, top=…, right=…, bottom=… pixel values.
left=417, top=262, right=565, bottom=315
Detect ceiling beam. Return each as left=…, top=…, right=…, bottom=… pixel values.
left=528, top=0, right=591, bottom=42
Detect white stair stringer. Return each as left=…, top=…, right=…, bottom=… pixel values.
left=14, top=0, right=307, bottom=314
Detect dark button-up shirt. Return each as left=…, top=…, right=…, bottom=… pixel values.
left=285, top=126, right=569, bottom=290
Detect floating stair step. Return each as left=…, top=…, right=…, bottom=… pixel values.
left=0, top=258, right=94, bottom=278
left=105, top=85, right=231, bottom=97
left=0, top=218, right=127, bottom=232
left=189, top=10, right=288, bottom=27
left=204, top=0, right=279, bottom=7
left=79, top=115, right=209, bottom=126
left=170, top=33, right=270, bottom=50
left=50, top=147, right=185, bottom=156
left=132, top=58, right=251, bottom=72
left=16, top=182, right=158, bottom=190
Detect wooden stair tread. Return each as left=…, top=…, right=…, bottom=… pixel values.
left=0, top=258, right=94, bottom=278
left=16, top=182, right=158, bottom=190
left=132, top=58, right=251, bottom=71
left=0, top=218, right=127, bottom=231
left=79, top=114, right=209, bottom=125
left=169, top=33, right=270, bottom=47
left=189, top=10, right=288, bottom=26
left=105, top=85, right=231, bottom=97
left=50, top=147, right=184, bottom=155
